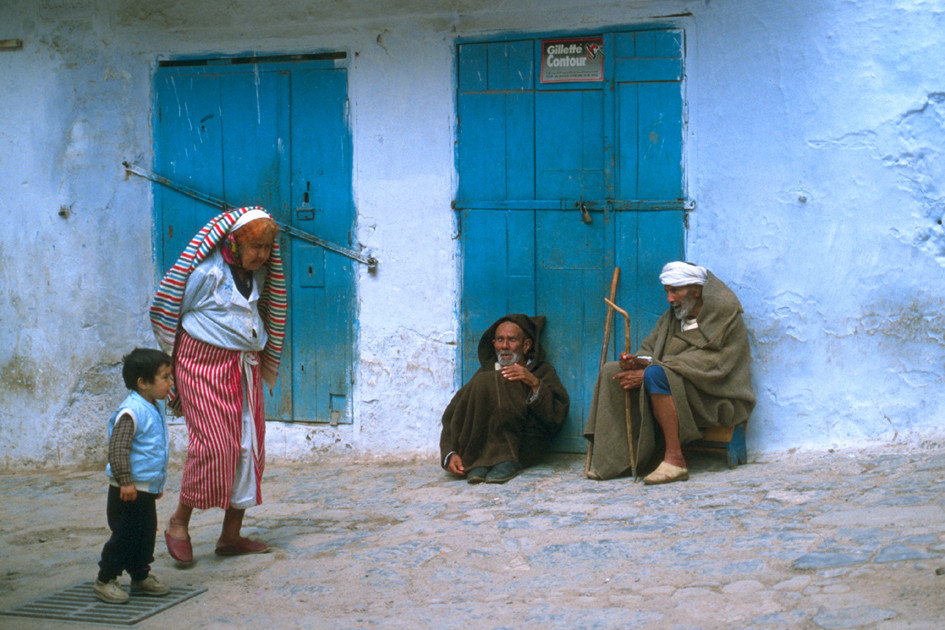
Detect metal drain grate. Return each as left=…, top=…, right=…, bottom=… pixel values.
left=0, top=581, right=206, bottom=626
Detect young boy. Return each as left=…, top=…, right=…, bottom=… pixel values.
left=94, top=348, right=174, bottom=604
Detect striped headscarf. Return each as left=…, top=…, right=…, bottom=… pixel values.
left=149, top=207, right=288, bottom=409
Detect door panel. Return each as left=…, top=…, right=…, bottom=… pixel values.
left=154, top=74, right=224, bottom=268
left=535, top=91, right=605, bottom=199
left=456, top=93, right=509, bottom=201
left=457, top=28, right=686, bottom=452
left=220, top=72, right=291, bottom=217
left=154, top=59, right=354, bottom=424
left=289, top=68, right=354, bottom=424
left=632, top=82, right=684, bottom=200
left=460, top=208, right=537, bottom=383
left=537, top=213, right=614, bottom=451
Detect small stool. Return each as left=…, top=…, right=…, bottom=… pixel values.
left=687, top=423, right=747, bottom=469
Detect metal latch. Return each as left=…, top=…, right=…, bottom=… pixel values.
left=578, top=199, right=592, bottom=224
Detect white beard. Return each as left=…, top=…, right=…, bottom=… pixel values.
left=496, top=351, right=521, bottom=367
left=672, top=294, right=699, bottom=320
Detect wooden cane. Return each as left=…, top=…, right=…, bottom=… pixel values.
left=586, top=268, right=621, bottom=478
left=599, top=268, right=620, bottom=371
left=604, top=298, right=637, bottom=479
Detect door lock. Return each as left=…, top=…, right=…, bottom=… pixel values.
left=578, top=200, right=592, bottom=224
left=296, top=181, right=314, bottom=220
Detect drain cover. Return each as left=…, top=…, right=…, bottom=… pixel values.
left=0, top=581, right=206, bottom=626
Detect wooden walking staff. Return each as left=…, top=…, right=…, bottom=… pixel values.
left=585, top=268, right=621, bottom=478
left=604, top=297, right=638, bottom=479
left=598, top=268, right=621, bottom=372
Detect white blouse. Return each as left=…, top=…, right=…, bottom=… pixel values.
left=180, top=248, right=269, bottom=352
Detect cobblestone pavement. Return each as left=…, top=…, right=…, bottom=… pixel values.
left=1, top=444, right=944, bottom=629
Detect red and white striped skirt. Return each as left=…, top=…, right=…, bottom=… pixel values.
left=175, top=330, right=266, bottom=510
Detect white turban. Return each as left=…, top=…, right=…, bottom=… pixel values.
left=659, top=261, right=708, bottom=287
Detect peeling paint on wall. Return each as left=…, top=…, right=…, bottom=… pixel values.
left=50, top=360, right=126, bottom=468
left=358, top=326, right=457, bottom=451
left=888, top=93, right=945, bottom=263
left=0, top=355, right=38, bottom=394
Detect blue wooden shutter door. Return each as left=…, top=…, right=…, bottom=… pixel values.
left=154, top=60, right=354, bottom=424
left=457, top=29, right=685, bottom=452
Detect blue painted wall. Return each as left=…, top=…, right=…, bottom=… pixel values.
left=1, top=0, right=944, bottom=466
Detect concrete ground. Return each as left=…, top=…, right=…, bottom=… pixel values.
left=1, top=444, right=944, bottom=629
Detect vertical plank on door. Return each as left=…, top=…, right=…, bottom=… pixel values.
left=290, top=68, right=354, bottom=423
left=154, top=73, right=224, bottom=267
left=219, top=70, right=293, bottom=419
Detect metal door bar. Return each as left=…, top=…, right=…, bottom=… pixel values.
left=124, top=161, right=378, bottom=272
left=451, top=199, right=694, bottom=211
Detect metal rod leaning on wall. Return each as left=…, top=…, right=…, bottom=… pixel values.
left=585, top=267, right=621, bottom=479
left=604, top=297, right=637, bottom=480
left=122, top=161, right=378, bottom=273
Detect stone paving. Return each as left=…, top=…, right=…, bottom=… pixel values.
left=1, top=444, right=944, bottom=629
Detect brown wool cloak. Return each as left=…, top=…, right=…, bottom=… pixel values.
left=584, top=272, right=756, bottom=480
left=439, top=314, right=571, bottom=470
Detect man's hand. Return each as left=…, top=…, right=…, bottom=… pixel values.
left=619, top=352, right=651, bottom=371
left=446, top=453, right=465, bottom=476
left=614, top=368, right=645, bottom=391
left=501, top=363, right=540, bottom=393
left=120, top=484, right=137, bottom=502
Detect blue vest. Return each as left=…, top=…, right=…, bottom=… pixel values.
left=106, top=391, right=169, bottom=494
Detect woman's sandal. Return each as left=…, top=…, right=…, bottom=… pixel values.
left=164, top=530, right=194, bottom=564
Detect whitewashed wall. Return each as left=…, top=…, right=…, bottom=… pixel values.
left=1, top=0, right=943, bottom=468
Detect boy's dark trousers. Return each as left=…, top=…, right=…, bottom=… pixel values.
left=97, top=485, right=158, bottom=582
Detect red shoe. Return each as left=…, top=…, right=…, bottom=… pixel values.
left=164, top=530, right=193, bottom=564
left=214, top=537, right=271, bottom=556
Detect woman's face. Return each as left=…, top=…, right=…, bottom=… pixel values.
left=238, top=239, right=273, bottom=270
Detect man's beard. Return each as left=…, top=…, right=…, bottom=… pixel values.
left=497, top=350, right=521, bottom=367
left=672, top=293, right=699, bottom=320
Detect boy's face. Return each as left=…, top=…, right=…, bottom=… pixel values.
left=138, top=364, right=174, bottom=404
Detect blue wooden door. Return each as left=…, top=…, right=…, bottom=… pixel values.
left=153, top=56, right=354, bottom=424
left=456, top=30, right=686, bottom=452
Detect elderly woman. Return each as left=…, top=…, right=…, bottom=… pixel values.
left=150, top=207, right=287, bottom=563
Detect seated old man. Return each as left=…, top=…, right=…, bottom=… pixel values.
left=440, top=314, right=570, bottom=484
left=584, top=262, right=755, bottom=484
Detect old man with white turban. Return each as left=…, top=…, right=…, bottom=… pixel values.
left=583, top=262, right=755, bottom=483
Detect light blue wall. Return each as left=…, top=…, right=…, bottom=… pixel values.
left=1, top=0, right=943, bottom=466
left=685, top=1, right=945, bottom=451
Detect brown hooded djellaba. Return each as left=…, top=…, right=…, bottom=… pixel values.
left=584, top=272, right=756, bottom=480
left=439, top=314, right=570, bottom=471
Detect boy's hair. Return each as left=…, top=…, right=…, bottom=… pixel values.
left=122, top=348, right=172, bottom=391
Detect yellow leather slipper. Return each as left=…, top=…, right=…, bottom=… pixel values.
left=643, top=461, right=690, bottom=485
